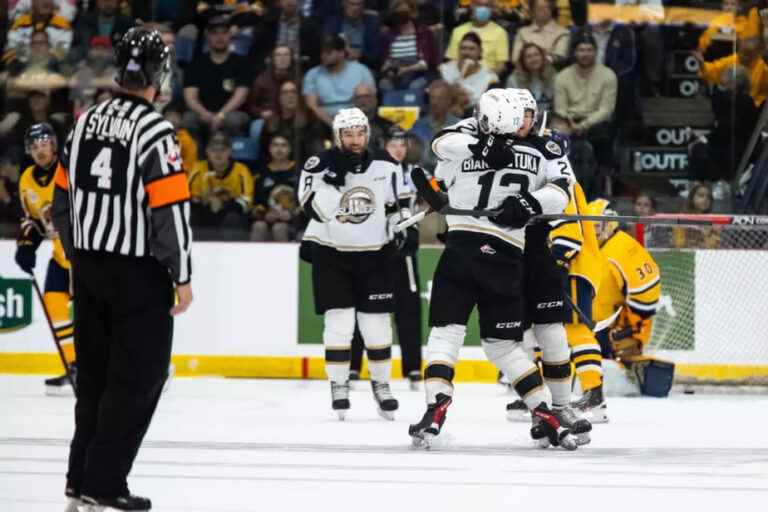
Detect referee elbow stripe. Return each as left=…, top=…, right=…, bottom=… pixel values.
left=146, top=173, right=191, bottom=209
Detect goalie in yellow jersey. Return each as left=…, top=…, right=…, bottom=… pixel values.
left=15, top=123, right=76, bottom=395
left=571, top=199, right=671, bottom=416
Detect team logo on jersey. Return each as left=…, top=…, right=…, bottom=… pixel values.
left=480, top=244, right=496, bottom=255
left=304, top=156, right=320, bottom=170
left=546, top=140, right=562, bottom=156
left=0, top=276, right=33, bottom=332
left=337, top=186, right=376, bottom=224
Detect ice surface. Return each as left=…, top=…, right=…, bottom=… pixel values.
left=1, top=375, right=767, bottom=512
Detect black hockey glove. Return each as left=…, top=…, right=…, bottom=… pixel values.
left=15, top=244, right=36, bottom=274
left=393, top=225, right=419, bottom=255
left=323, top=151, right=362, bottom=188
left=469, top=133, right=516, bottom=170
left=410, top=166, right=448, bottom=212
left=491, top=192, right=542, bottom=229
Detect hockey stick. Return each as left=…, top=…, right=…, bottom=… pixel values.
left=562, top=285, right=622, bottom=333
left=391, top=172, right=417, bottom=293
left=27, top=272, right=76, bottom=390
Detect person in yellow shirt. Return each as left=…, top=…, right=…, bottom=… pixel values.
left=698, top=0, right=760, bottom=60
left=14, top=123, right=75, bottom=395
left=446, top=0, right=510, bottom=76
left=697, top=36, right=768, bottom=107
left=188, top=131, right=254, bottom=240
left=163, top=104, right=198, bottom=174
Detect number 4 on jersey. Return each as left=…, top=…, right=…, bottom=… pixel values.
left=91, top=147, right=113, bottom=189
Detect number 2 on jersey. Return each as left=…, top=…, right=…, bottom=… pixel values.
left=91, top=147, right=113, bottom=189
left=475, top=172, right=529, bottom=209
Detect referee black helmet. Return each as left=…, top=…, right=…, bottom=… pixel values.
left=115, top=27, right=171, bottom=91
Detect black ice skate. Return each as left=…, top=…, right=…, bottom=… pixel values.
left=553, top=405, right=592, bottom=446
left=530, top=403, right=578, bottom=451
left=45, top=363, right=76, bottom=396
left=571, top=385, right=609, bottom=423
left=371, top=381, right=398, bottom=420
left=505, top=398, right=529, bottom=422
left=330, top=381, right=350, bottom=421
left=79, top=494, right=151, bottom=511
left=409, top=393, right=452, bottom=449
left=407, top=370, right=422, bottom=391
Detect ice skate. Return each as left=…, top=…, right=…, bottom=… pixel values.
left=530, top=403, right=578, bottom=451
left=78, top=494, right=151, bottom=511
left=64, top=488, right=83, bottom=512
left=505, top=398, right=530, bottom=422
left=407, top=370, right=422, bottom=391
left=46, top=363, right=76, bottom=396
left=553, top=405, right=592, bottom=446
left=371, top=381, right=398, bottom=420
left=330, top=381, right=350, bottom=420
left=409, top=393, right=452, bottom=449
left=571, top=385, right=609, bottom=423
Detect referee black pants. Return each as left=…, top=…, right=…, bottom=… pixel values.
left=351, top=253, right=423, bottom=376
left=66, top=251, right=174, bottom=498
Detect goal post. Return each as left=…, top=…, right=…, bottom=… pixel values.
left=636, top=214, right=768, bottom=385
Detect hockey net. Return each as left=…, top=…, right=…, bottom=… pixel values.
left=637, top=215, right=768, bottom=386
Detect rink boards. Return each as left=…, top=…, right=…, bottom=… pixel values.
left=0, top=240, right=766, bottom=383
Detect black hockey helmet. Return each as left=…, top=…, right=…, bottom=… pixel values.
left=115, top=27, right=171, bottom=91
left=24, top=122, right=58, bottom=154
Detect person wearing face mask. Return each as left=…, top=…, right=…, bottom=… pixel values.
left=446, top=0, right=510, bottom=76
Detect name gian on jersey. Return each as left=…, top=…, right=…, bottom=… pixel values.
left=461, top=152, right=541, bottom=173
left=85, top=112, right=136, bottom=147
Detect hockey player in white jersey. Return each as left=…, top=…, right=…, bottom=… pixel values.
left=299, top=108, right=418, bottom=421
left=408, top=89, right=579, bottom=449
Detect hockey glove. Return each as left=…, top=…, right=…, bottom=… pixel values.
left=15, top=243, right=36, bottom=274
left=411, top=166, right=448, bottom=212
left=549, top=242, right=577, bottom=269
left=491, top=192, right=542, bottom=229
left=469, top=133, right=516, bottom=170
left=393, top=225, right=419, bottom=255
left=610, top=326, right=642, bottom=359
left=323, top=151, right=362, bottom=188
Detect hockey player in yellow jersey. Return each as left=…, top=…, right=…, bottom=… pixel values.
left=15, top=123, right=75, bottom=395
left=587, top=199, right=671, bottom=398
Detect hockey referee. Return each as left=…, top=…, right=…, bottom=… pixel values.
left=52, top=28, right=193, bottom=512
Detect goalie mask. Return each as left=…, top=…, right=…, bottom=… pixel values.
left=587, top=198, right=619, bottom=243
left=474, top=89, right=524, bottom=135
left=333, top=107, right=370, bottom=149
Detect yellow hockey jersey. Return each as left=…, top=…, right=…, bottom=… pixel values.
left=188, top=160, right=254, bottom=212
left=18, top=162, right=70, bottom=269
left=594, top=230, right=661, bottom=345
left=549, top=182, right=603, bottom=297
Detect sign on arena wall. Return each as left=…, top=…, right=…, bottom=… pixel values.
left=0, top=276, right=33, bottom=332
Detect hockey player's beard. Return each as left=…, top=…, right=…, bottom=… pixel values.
left=340, top=148, right=365, bottom=172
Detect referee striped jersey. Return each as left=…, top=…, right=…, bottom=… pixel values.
left=52, top=93, right=193, bottom=284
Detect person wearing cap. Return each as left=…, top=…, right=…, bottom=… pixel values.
left=188, top=130, right=255, bottom=240
left=302, top=34, right=375, bottom=127
left=183, top=15, right=252, bottom=140
left=69, top=35, right=118, bottom=115
left=70, top=0, right=135, bottom=63
left=554, top=32, right=617, bottom=177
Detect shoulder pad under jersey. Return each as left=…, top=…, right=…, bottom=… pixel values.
left=302, top=150, right=334, bottom=174
left=370, top=149, right=399, bottom=166
left=523, top=134, right=568, bottom=160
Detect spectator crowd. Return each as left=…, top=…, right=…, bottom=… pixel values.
left=1, top=0, right=767, bottom=245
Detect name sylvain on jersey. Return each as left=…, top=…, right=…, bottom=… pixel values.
left=462, top=152, right=542, bottom=173
left=84, top=105, right=136, bottom=147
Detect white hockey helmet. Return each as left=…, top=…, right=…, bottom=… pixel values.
left=475, top=89, right=524, bottom=135
left=332, top=107, right=370, bottom=148
left=506, top=88, right=538, bottom=122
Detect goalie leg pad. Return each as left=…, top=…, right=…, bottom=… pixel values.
left=483, top=338, right=551, bottom=409
left=356, top=312, right=393, bottom=383
left=425, top=324, right=465, bottom=403
left=629, top=357, right=675, bottom=397
left=535, top=323, right=572, bottom=407
left=567, top=323, right=603, bottom=391
left=323, top=308, right=355, bottom=384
